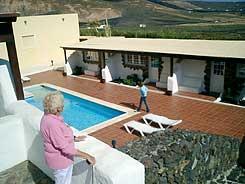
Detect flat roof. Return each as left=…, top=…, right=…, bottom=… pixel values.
left=0, top=13, right=19, bottom=22
left=62, top=37, right=245, bottom=60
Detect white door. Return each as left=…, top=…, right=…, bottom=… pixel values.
left=149, top=57, right=159, bottom=82
left=210, top=61, right=225, bottom=93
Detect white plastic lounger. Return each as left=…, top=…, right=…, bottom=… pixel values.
left=143, top=113, right=182, bottom=130
left=124, top=120, right=162, bottom=136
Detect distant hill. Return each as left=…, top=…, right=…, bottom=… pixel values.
left=0, top=0, right=244, bottom=27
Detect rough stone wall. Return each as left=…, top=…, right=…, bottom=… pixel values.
left=120, top=129, right=241, bottom=184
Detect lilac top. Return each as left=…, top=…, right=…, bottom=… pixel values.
left=40, top=114, right=77, bottom=169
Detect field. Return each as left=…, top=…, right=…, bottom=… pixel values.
left=78, top=0, right=245, bottom=40
left=81, top=24, right=245, bottom=40
left=1, top=0, right=245, bottom=40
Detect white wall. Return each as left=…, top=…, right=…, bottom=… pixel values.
left=65, top=48, right=207, bottom=93
left=84, top=63, right=99, bottom=72
left=177, top=59, right=206, bottom=93
left=67, top=51, right=84, bottom=71
left=157, top=57, right=206, bottom=92
left=106, top=55, right=206, bottom=93
left=0, top=115, right=27, bottom=172
left=106, top=53, right=121, bottom=79
left=10, top=14, right=79, bottom=75
left=0, top=65, right=17, bottom=117
left=74, top=52, right=143, bottom=79
left=5, top=101, right=53, bottom=179
left=158, top=57, right=171, bottom=88
left=114, top=54, right=143, bottom=80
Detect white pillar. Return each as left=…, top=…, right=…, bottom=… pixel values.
left=167, top=73, right=179, bottom=94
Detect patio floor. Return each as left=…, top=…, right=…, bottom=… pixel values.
left=24, top=70, right=245, bottom=147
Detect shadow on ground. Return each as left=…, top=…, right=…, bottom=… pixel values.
left=120, top=102, right=137, bottom=109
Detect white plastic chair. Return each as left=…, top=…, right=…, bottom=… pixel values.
left=124, top=120, right=162, bottom=136
left=142, top=113, right=182, bottom=130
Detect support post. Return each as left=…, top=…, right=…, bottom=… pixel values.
left=99, top=51, right=105, bottom=83
left=6, top=24, right=24, bottom=100
left=167, top=56, right=174, bottom=96
left=64, top=49, right=68, bottom=64
left=82, top=51, right=86, bottom=62
left=170, top=56, right=174, bottom=77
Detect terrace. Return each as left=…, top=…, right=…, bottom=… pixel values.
left=24, top=70, right=245, bottom=147
left=1, top=13, right=244, bottom=183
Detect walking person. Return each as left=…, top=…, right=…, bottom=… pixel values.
left=40, top=91, right=96, bottom=184
left=137, top=81, right=150, bottom=112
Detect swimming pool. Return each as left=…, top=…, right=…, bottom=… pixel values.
left=25, top=84, right=128, bottom=131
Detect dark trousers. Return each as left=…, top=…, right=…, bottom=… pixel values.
left=137, top=96, right=150, bottom=112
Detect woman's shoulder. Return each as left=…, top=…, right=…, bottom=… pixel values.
left=41, top=114, right=62, bottom=128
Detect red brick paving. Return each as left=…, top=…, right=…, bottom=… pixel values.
left=24, top=71, right=245, bottom=147
left=176, top=91, right=217, bottom=101
left=77, top=74, right=99, bottom=81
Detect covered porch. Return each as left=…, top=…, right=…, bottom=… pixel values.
left=61, top=37, right=245, bottom=98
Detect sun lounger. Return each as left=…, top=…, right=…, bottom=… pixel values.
left=143, top=113, right=182, bottom=130
left=124, top=120, right=162, bottom=136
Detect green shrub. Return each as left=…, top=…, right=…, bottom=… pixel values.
left=112, top=78, right=123, bottom=84
left=73, top=66, right=84, bottom=75
left=126, top=74, right=141, bottom=85
left=112, top=74, right=142, bottom=86
left=122, top=79, right=134, bottom=86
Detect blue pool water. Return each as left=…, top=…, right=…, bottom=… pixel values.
left=25, top=85, right=125, bottom=131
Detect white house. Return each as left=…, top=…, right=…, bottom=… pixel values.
left=1, top=13, right=244, bottom=97
left=62, top=37, right=245, bottom=96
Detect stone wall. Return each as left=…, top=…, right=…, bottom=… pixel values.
left=120, top=129, right=241, bottom=184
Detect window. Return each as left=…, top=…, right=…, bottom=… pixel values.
left=22, top=35, right=35, bottom=49
left=151, top=56, right=160, bottom=68
left=127, top=54, right=133, bottom=64
left=125, top=54, right=147, bottom=66
left=141, top=56, right=148, bottom=65
left=213, top=61, right=225, bottom=76
left=237, top=63, right=245, bottom=78
left=84, top=51, right=99, bottom=62
left=134, top=55, right=139, bottom=65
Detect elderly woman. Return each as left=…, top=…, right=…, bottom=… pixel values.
left=40, top=91, right=95, bottom=184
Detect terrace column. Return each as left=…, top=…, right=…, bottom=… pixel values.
left=167, top=56, right=175, bottom=96
left=99, top=51, right=105, bottom=83
left=63, top=48, right=68, bottom=64
left=170, top=56, right=174, bottom=77
left=0, top=13, right=24, bottom=100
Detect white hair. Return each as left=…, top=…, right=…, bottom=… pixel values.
left=43, top=91, right=64, bottom=114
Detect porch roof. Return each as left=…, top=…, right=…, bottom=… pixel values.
left=62, top=37, right=245, bottom=60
